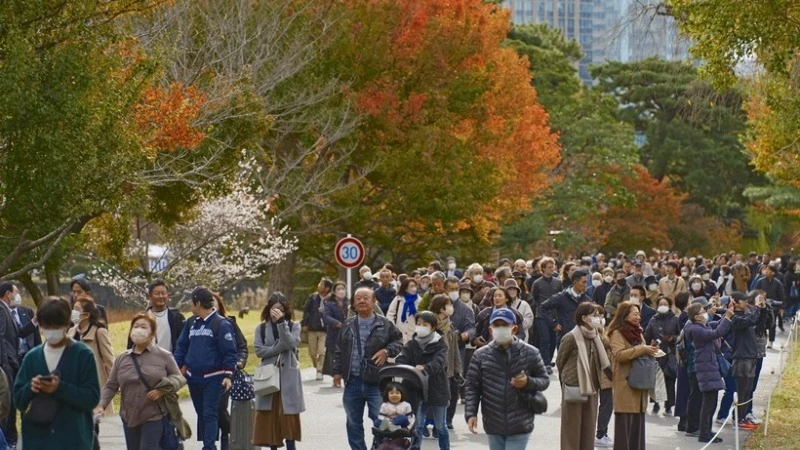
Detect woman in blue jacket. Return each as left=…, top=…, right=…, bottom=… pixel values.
left=684, top=302, right=733, bottom=444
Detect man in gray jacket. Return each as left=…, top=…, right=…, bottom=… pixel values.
left=465, top=309, right=550, bottom=450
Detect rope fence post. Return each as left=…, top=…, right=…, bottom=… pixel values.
left=733, top=392, right=739, bottom=450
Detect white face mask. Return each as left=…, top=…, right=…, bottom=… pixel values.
left=11, top=293, right=21, bottom=306
left=448, top=263, right=456, bottom=270
left=681, top=271, right=689, bottom=277
left=448, top=291, right=459, bottom=302
left=492, top=326, right=513, bottom=344
left=603, top=276, right=613, bottom=284
left=130, top=327, right=151, bottom=345
left=657, top=305, right=670, bottom=314
left=444, top=305, right=454, bottom=316
left=71, top=310, right=83, bottom=325
left=629, top=296, right=641, bottom=305
left=691, top=282, right=702, bottom=291
left=592, top=279, right=602, bottom=288
left=704, top=312, right=710, bottom=322
left=601, top=317, right=607, bottom=327
left=648, top=283, right=658, bottom=291
left=460, top=293, right=471, bottom=302
left=701, top=274, right=710, bottom=281
left=407, top=287, right=418, bottom=295
left=415, top=326, right=432, bottom=338
left=590, top=317, right=603, bottom=328
left=43, top=328, right=67, bottom=344
left=473, top=274, right=483, bottom=284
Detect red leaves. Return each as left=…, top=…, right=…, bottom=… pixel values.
left=134, top=82, right=206, bottom=152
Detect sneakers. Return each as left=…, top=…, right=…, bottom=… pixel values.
left=446, top=423, right=454, bottom=430
left=685, top=430, right=699, bottom=437
left=594, top=436, right=613, bottom=448
left=746, top=413, right=763, bottom=425
left=665, top=406, right=673, bottom=416
left=422, top=426, right=431, bottom=438
left=432, top=428, right=439, bottom=439
left=315, top=371, right=323, bottom=381
left=715, top=417, right=727, bottom=425
left=737, top=420, right=759, bottom=431
left=698, top=436, right=723, bottom=444
left=767, top=342, right=773, bottom=349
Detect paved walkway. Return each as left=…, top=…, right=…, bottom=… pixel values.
left=98, top=332, right=792, bottom=450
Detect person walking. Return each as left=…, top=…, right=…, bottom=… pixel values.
left=174, top=287, right=238, bottom=450
left=556, top=302, right=612, bottom=450
left=607, top=301, right=660, bottom=450
left=211, top=294, right=248, bottom=450
left=644, top=296, right=680, bottom=415
left=464, top=309, right=550, bottom=450
left=333, top=287, right=403, bottom=450
left=7, top=285, right=39, bottom=449
left=684, top=302, right=733, bottom=444
left=531, top=258, right=562, bottom=373
left=253, top=292, right=304, bottom=450
left=0, top=283, right=21, bottom=448
left=322, top=282, right=349, bottom=386
left=143, top=280, right=185, bottom=353
left=302, top=278, right=331, bottom=381
left=96, top=313, right=186, bottom=450
left=386, top=279, right=422, bottom=343
left=429, top=292, right=466, bottom=430
left=13, top=297, right=100, bottom=450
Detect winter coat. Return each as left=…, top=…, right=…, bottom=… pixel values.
left=755, top=277, right=786, bottom=304
left=556, top=329, right=610, bottom=391
left=658, top=276, right=687, bottom=301
left=386, top=295, right=422, bottom=343
left=395, top=335, right=450, bottom=406
left=510, top=298, right=534, bottom=335
left=730, top=307, right=762, bottom=360
left=592, top=282, right=612, bottom=306
left=464, top=338, right=550, bottom=436
left=322, top=298, right=348, bottom=350
left=301, top=293, right=327, bottom=332
left=69, top=324, right=114, bottom=414
left=254, top=320, right=305, bottom=414
left=604, top=285, right=630, bottom=318
left=640, top=303, right=656, bottom=330
left=608, top=330, right=650, bottom=413
left=644, top=311, right=680, bottom=355
left=450, top=299, right=476, bottom=349
left=375, top=287, right=397, bottom=314
left=685, top=318, right=732, bottom=392
left=541, top=289, right=591, bottom=331
left=531, top=276, right=563, bottom=315
left=332, top=315, right=403, bottom=384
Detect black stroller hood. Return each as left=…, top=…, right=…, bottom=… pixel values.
left=378, top=364, right=428, bottom=404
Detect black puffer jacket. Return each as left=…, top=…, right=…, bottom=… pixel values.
left=465, top=338, right=550, bottom=435
left=396, top=334, right=449, bottom=406
left=333, top=315, right=403, bottom=384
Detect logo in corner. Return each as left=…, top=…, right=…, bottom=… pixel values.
left=225, top=332, right=233, bottom=341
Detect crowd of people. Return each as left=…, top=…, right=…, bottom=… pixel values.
left=0, top=249, right=791, bottom=450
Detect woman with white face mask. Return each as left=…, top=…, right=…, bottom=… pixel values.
left=13, top=297, right=101, bottom=450
left=96, top=313, right=186, bottom=450
left=386, top=279, right=422, bottom=343
left=644, top=297, right=680, bottom=416
left=68, top=298, right=114, bottom=418
left=555, top=302, right=612, bottom=450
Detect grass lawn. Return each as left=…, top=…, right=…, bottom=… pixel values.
left=105, top=309, right=312, bottom=409
left=746, top=348, right=800, bottom=449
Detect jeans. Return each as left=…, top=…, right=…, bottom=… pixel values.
left=596, top=388, right=613, bottom=439
left=343, top=376, right=382, bottom=450
left=487, top=433, right=531, bottom=450
left=416, top=405, right=449, bottom=450
left=122, top=417, right=164, bottom=450
left=699, top=390, right=719, bottom=440
left=718, top=370, right=736, bottom=420
left=533, top=318, right=555, bottom=364
left=189, top=377, right=224, bottom=450
left=748, top=357, right=764, bottom=415
left=446, top=377, right=459, bottom=425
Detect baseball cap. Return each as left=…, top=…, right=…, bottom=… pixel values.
left=490, top=308, right=516, bottom=325
left=691, top=297, right=710, bottom=308
left=192, top=287, right=214, bottom=306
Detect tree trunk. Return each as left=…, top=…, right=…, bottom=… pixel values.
left=44, top=260, right=61, bottom=296
left=20, top=272, right=45, bottom=307
left=269, top=252, right=298, bottom=308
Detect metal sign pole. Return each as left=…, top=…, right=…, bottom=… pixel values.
left=346, top=233, right=353, bottom=299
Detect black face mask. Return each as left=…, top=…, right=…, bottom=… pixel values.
left=616, top=279, right=627, bottom=287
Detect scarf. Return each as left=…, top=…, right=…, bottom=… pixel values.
left=571, top=325, right=612, bottom=396
left=400, top=294, right=418, bottom=322
left=414, top=330, right=440, bottom=349
left=437, top=316, right=452, bottom=333
left=620, top=321, right=644, bottom=345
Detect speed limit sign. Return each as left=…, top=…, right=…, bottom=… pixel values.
left=335, top=236, right=365, bottom=269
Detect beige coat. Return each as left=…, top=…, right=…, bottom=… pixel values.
left=609, top=330, right=650, bottom=413
left=70, top=324, right=115, bottom=414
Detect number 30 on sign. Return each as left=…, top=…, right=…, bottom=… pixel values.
left=335, top=236, right=365, bottom=269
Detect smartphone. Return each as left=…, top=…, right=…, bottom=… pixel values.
left=39, top=375, right=54, bottom=382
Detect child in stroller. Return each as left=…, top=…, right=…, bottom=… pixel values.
left=371, top=365, right=428, bottom=450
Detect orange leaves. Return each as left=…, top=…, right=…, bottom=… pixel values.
left=134, top=82, right=206, bottom=153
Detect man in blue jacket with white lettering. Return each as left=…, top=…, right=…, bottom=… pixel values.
left=175, top=287, right=238, bottom=450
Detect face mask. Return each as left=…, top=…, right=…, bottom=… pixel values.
left=601, top=317, right=607, bottom=327
left=616, top=279, right=627, bottom=287
left=657, top=305, right=670, bottom=314
left=362, top=271, right=372, bottom=280
left=460, top=293, right=471, bottom=302
left=590, top=317, right=603, bottom=328
left=445, top=305, right=454, bottom=316
left=448, top=291, right=459, bottom=302
left=701, top=274, right=710, bottom=281
left=592, top=279, right=602, bottom=288
left=492, top=326, right=513, bottom=344
left=130, top=328, right=150, bottom=345
left=473, top=275, right=483, bottom=284
left=407, top=288, right=418, bottom=295
left=704, top=312, right=710, bottom=322
left=43, top=328, right=67, bottom=344
left=335, top=290, right=346, bottom=299
left=604, top=276, right=613, bottom=284
left=629, top=296, right=641, bottom=305
left=11, top=294, right=21, bottom=306
left=648, top=283, right=658, bottom=291
left=415, top=326, right=432, bottom=338
left=71, top=310, right=83, bottom=325
left=691, top=283, right=702, bottom=291
left=681, top=271, right=689, bottom=277
left=448, top=263, right=456, bottom=270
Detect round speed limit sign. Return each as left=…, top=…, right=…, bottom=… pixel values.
left=335, top=236, right=365, bottom=269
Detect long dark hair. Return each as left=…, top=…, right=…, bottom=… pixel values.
left=75, top=297, right=107, bottom=329
left=606, top=301, right=639, bottom=337
left=261, top=292, right=293, bottom=322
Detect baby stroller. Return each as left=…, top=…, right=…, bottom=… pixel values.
left=371, top=365, right=428, bottom=450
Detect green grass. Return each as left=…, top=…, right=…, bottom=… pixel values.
left=746, top=348, right=800, bottom=449
left=105, top=310, right=312, bottom=410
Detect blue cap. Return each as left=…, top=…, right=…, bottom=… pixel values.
left=489, top=308, right=516, bottom=325
left=720, top=295, right=730, bottom=305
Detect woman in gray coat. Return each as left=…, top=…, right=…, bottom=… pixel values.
left=253, top=292, right=305, bottom=450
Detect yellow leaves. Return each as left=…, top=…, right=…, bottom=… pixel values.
left=134, top=82, right=206, bottom=153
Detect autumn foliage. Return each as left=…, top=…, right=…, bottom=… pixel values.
left=135, top=83, right=206, bottom=152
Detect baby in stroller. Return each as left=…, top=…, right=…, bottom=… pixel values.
left=371, top=365, right=428, bottom=450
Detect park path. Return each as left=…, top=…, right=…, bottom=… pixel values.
left=96, top=332, right=793, bottom=450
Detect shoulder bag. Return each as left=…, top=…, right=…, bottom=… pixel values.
left=254, top=323, right=281, bottom=396
left=129, top=352, right=188, bottom=448
left=627, top=354, right=657, bottom=390
left=25, top=341, right=72, bottom=424
left=563, top=384, right=588, bottom=403
left=520, top=390, right=548, bottom=414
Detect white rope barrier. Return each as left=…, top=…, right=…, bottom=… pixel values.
left=763, top=311, right=800, bottom=437
left=697, top=395, right=754, bottom=450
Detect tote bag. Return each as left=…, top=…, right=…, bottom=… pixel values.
left=627, top=355, right=657, bottom=390
left=254, top=354, right=281, bottom=396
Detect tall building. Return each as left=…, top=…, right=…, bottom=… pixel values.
left=502, top=0, right=689, bottom=84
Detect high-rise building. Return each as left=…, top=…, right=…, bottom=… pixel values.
left=502, top=0, right=689, bottom=84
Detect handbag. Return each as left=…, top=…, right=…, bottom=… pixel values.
left=717, top=353, right=732, bottom=378
left=25, top=341, right=72, bottom=424
left=520, top=390, right=548, bottom=414
left=230, top=369, right=255, bottom=401
left=627, top=355, right=657, bottom=390
left=563, top=384, right=588, bottom=403
left=254, top=354, right=281, bottom=396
